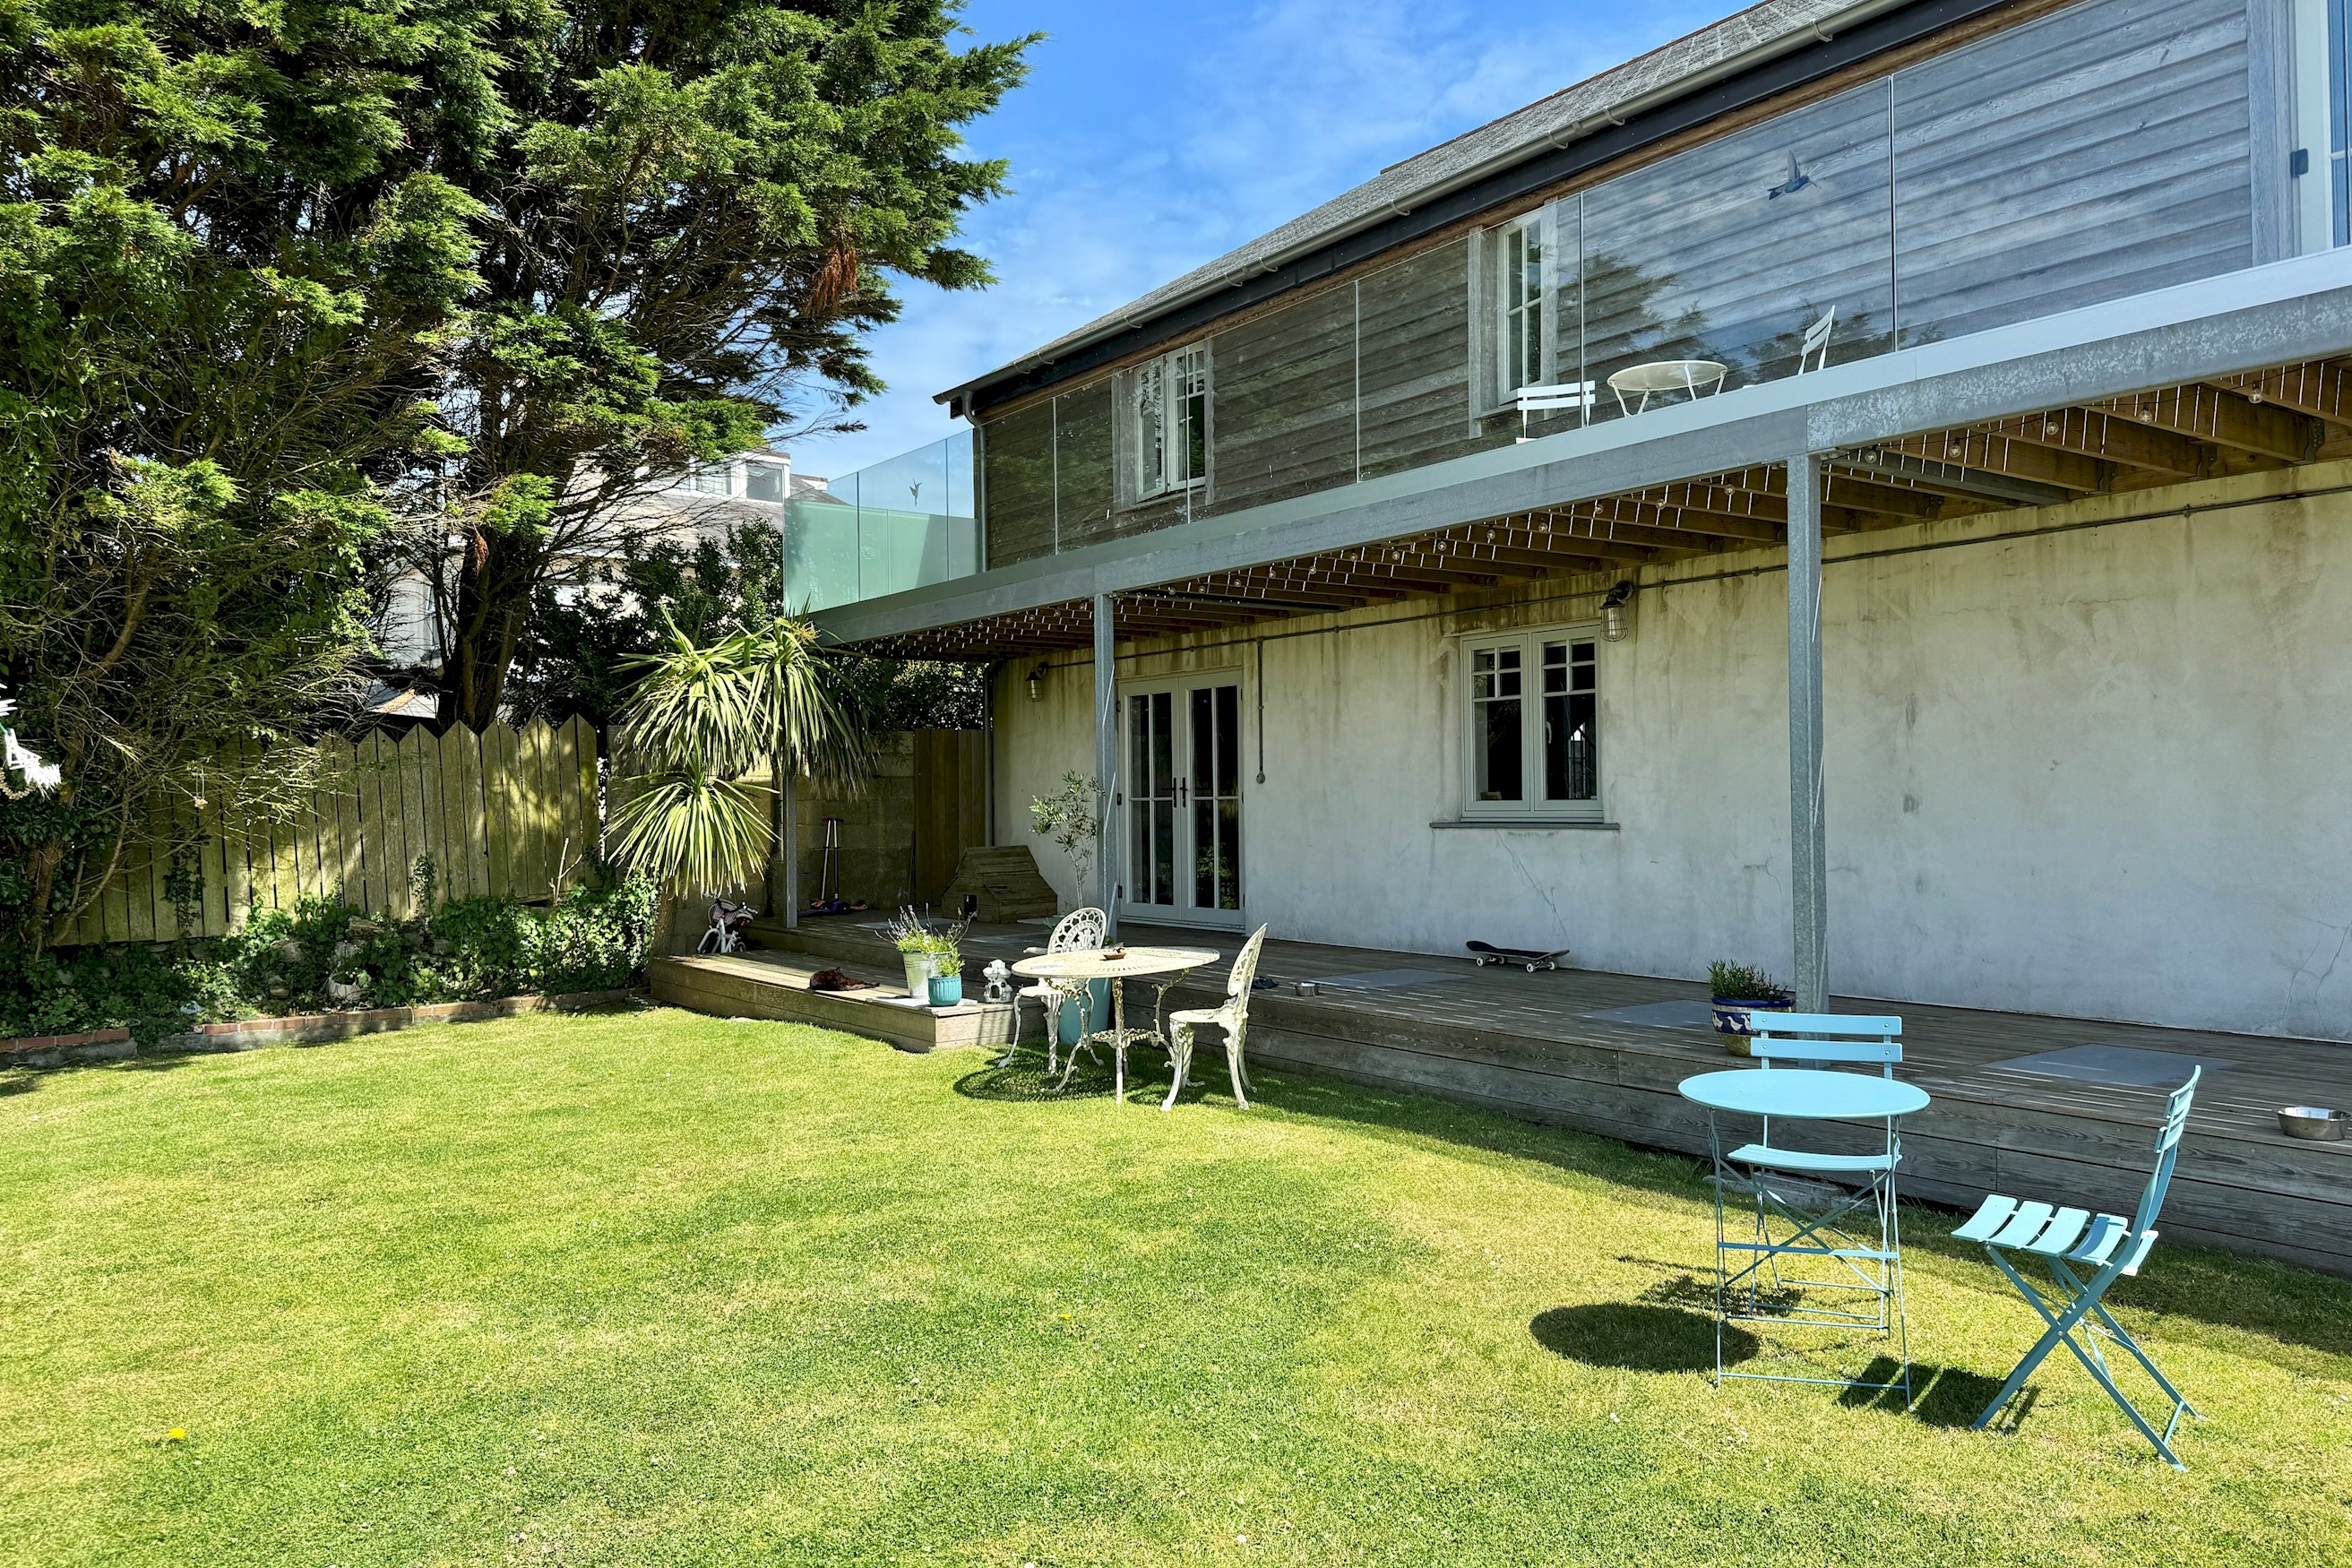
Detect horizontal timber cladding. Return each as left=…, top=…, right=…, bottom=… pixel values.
left=959, top=0, right=2264, bottom=569
left=1210, top=280, right=1360, bottom=507
left=1356, top=237, right=1513, bottom=481
left=979, top=398, right=1055, bottom=569
left=1891, top=0, right=2254, bottom=345
left=1577, top=82, right=1898, bottom=432
left=1052, top=379, right=1117, bottom=546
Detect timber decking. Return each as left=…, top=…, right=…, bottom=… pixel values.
left=648, top=950, right=1016, bottom=1055
left=745, top=917, right=2352, bottom=1278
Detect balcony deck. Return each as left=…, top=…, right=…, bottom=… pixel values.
left=728, top=915, right=2352, bottom=1279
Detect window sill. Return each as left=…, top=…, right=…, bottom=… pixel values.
left=1432, top=818, right=1619, bottom=831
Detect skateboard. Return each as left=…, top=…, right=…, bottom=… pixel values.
left=1467, top=941, right=1569, bottom=973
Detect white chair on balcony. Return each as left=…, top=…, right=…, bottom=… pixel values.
left=1796, top=307, right=1835, bottom=375
left=1162, top=925, right=1270, bottom=1111
left=1512, top=380, right=1598, bottom=441
left=1002, top=906, right=1106, bottom=1073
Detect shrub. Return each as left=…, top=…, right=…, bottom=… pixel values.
left=0, top=867, right=659, bottom=1044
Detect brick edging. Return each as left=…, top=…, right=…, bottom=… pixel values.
left=0, top=988, right=643, bottom=1067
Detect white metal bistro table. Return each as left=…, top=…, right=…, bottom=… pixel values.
left=1607, top=358, right=1728, bottom=415
left=1011, top=946, right=1219, bottom=1103
left=1679, top=1067, right=1931, bottom=1400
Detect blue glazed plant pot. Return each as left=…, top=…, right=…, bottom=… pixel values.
left=1056, top=978, right=1112, bottom=1045
left=926, top=973, right=963, bottom=1008
left=1712, top=995, right=1793, bottom=1055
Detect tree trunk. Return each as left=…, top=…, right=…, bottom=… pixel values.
left=441, top=530, right=543, bottom=730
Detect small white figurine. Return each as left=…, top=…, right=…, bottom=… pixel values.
left=982, top=959, right=1012, bottom=1004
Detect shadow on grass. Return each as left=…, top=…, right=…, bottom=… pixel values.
left=1837, top=1357, right=2029, bottom=1431
left=1531, top=1303, right=1757, bottom=1372
left=1230, top=1069, right=2352, bottom=1359
left=953, top=1057, right=1118, bottom=1104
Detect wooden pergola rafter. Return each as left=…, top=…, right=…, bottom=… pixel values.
left=844, top=356, right=2352, bottom=663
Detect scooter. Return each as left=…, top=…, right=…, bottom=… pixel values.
left=697, top=896, right=758, bottom=955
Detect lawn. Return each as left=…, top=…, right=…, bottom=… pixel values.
left=4, top=1010, right=2348, bottom=1566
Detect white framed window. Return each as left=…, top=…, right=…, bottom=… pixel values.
left=744, top=461, right=785, bottom=502
left=672, top=461, right=735, bottom=495
left=1461, top=625, right=1600, bottom=820
left=1133, top=342, right=1210, bottom=497
left=1495, top=211, right=1548, bottom=405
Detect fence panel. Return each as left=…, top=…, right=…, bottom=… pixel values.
left=53, top=721, right=607, bottom=945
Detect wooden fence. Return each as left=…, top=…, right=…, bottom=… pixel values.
left=59, top=718, right=603, bottom=946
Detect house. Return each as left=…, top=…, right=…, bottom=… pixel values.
left=805, top=0, right=2352, bottom=1043
left=376, top=444, right=822, bottom=691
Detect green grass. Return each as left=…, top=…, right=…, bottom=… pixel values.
left=4, top=1010, right=2348, bottom=1566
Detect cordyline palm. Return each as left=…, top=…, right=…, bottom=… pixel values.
left=609, top=614, right=871, bottom=894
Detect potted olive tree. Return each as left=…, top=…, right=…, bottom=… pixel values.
left=1028, top=772, right=1101, bottom=910
left=1709, top=961, right=1794, bottom=1055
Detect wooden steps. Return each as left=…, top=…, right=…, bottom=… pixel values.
left=939, top=845, right=1059, bottom=921
left=647, top=950, right=1013, bottom=1055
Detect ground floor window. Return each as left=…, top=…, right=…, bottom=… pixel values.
left=1462, top=627, right=1599, bottom=819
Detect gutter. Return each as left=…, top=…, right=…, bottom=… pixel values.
left=940, top=0, right=2016, bottom=419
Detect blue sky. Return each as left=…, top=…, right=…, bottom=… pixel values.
left=787, top=0, right=1729, bottom=482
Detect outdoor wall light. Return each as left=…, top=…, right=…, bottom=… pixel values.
left=1025, top=663, right=1048, bottom=702
left=1600, top=580, right=1637, bottom=642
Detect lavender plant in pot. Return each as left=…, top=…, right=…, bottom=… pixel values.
left=1709, top=961, right=1794, bottom=1055
left=925, top=927, right=965, bottom=1008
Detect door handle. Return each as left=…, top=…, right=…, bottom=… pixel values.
left=1177, top=780, right=1187, bottom=806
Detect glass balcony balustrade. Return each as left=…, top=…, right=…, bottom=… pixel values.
left=783, top=429, right=978, bottom=614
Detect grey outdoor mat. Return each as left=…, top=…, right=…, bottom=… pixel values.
left=1584, top=999, right=1718, bottom=1030
left=1988, top=1043, right=2236, bottom=1088
left=1312, top=968, right=1477, bottom=990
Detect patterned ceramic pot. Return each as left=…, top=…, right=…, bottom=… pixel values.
left=1712, top=995, right=1794, bottom=1055
left=926, top=972, right=963, bottom=1007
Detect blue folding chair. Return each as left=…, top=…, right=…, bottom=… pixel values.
left=1959, top=1068, right=2201, bottom=1467
left=1716, top=1012, right=1911, bottom=1402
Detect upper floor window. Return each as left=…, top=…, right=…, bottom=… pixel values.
left=744, top=461, right=785, bottom=502
left=674, top=461, right=732, bottom=495
left=1134, top=343, right=1210, bottom=497
left=1463, top=626, right=1600, bottom=821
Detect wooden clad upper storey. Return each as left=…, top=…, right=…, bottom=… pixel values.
left=974, top=0, right=2284, bottom=573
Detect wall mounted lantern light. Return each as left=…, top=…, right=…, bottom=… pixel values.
left=1600, top=580, right=1636, bottom=642
left=1025, top=663, right=1048, bottom=702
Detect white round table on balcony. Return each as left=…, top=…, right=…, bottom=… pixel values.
left=1607, top=358, right=1729, bottom=416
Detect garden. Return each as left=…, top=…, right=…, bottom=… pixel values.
left=4, top=1008, right=2348, bottom=1566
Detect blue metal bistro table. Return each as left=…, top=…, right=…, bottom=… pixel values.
left=1679, top=1067, right=1931, bottom=1402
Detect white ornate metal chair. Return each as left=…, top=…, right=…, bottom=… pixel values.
left=1001, top=906, right=1106, bottom=1073
left=1162, top=925, right=1269, bottom=1111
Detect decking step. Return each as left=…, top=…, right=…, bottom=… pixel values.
left=648, top=950, right=1014, bottom=1055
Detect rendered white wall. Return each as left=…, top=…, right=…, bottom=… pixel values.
left=991, top=463, right=2352, bottom=1041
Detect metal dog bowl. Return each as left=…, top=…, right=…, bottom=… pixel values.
left=2278, top=1106, right=2347, bottom=1141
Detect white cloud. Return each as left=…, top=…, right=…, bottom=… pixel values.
left=788, top=0, right=1722, bottom=482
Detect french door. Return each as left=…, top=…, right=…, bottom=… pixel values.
left=1118, top=678, right=1245, bottom=929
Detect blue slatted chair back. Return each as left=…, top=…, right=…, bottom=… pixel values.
left=2130, top=1068, right=2201, bottom=1236
left=1748, top=1012, right=1903, bottom=1076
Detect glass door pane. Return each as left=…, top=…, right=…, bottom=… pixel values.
left=1188, top=685, right=1244, bottom=912
left=1541, top=639, right=1598, bottom=805
left=1127, top=691, right=1177, bottom=906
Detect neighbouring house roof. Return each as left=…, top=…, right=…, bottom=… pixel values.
left=938, top=0, right=1928, bottom=413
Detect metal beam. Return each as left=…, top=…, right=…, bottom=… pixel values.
left=1838, top=448, right=2075, bottom=508
left=1787, top=452, right=1827, bottom=1015
left=1093, top=592, right=1119, bottom=942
